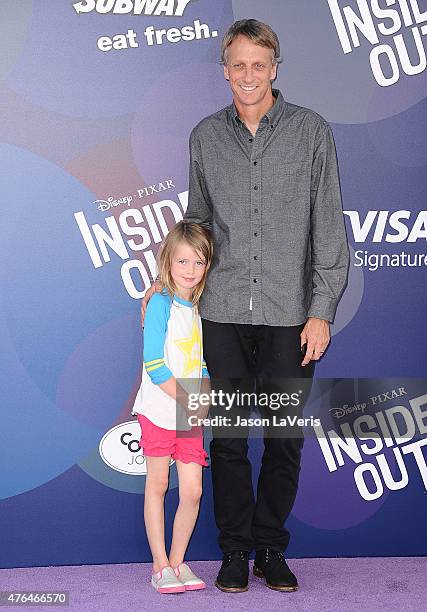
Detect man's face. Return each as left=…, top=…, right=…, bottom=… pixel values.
left=223, top=35, right=277, bottom=110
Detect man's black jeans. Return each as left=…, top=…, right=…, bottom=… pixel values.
left=202, top=319, right=315, bottom=553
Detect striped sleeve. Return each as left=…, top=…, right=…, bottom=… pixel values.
left=143, top=293, right=173, bottom=385
left=202, top=357, right=210, bottom=379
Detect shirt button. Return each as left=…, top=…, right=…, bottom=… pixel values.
left=254, top=256, right=258, bottom=260
left=253, top=161, right=257, bottom=166
left=253, top=279, right=257, bottom=283
left=254, top=208, right=259, bottom=213
left=249, top=138, right=253, bottom=142
left=254, top=232, right=258, bottom=237
left=254, top=185, right=258, bottom=190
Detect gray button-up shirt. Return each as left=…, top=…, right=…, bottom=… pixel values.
left=184, top=89, right=349, bottom=326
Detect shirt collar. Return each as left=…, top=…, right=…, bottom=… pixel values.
left=159, top=288, right=192, bottom=308
left=232, top=88, right=285, bottom=127
left=173, top=294, right=193, bottom=307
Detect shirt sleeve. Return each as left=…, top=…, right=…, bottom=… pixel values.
left=308, top=123, right=350, bottom=323
left=184, top=128, right=213, bottom=230
left=143, top=293, right=173, bottom=385
left=202, top=357, right=210, bottom=379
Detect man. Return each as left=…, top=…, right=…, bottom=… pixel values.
left=143, top=19, right=349, bottom=593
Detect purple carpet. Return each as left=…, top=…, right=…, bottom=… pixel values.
left=0, top=558, right=425, bottom=611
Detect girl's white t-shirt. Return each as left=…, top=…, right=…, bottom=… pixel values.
left=131, top=291, right=209, bottom=430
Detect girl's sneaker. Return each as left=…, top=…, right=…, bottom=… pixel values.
left=151, top=566, right=185, bottom=593
left=174, top=563, right=206, bottom=591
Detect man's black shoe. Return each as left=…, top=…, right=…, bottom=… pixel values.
left=253, top=548, right=298, bottom=592
left=215, top=551, right=249, bottom=592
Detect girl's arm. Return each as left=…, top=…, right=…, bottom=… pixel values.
left=158, top=377, right=189, bottom=406
left=143, top=293, right=190, bottom=410
left=158, top=365, right=211, bottom=417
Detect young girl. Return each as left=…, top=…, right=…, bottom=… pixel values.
left=132, top=221, right=213, bottom=594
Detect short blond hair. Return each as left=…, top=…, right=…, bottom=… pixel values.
left=157, top=221, right=213, bottom=306
left=221, top=19, right=281, bottom=66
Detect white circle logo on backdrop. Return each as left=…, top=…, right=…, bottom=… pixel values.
left=99, top=421, right=175, bottom=475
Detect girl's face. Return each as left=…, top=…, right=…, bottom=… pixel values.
left=170, top=241, right=207, bottom=300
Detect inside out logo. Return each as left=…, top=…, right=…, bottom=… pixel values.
left=74, top=191, right=187, bottom=299
left=328, top=0, right=427, bottom=86
left=315, top=391, right=427, bottom=501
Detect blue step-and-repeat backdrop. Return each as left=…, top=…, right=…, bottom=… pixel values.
left=1, top=0, right=426, bottom=568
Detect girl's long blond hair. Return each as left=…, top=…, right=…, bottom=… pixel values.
left=157, top=221, right=213, bottom=305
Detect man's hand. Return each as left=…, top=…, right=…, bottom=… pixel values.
left=300, top=317, right=330, bottom=366
left=140, top=280, right=162, bottom=328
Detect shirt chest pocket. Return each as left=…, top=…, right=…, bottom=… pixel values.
left=268, top=159, right=310, bottom=202
left=206, top=147, right=251, bottom=198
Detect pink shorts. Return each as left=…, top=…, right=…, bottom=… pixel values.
left=137, top=415, right=209, bottom=467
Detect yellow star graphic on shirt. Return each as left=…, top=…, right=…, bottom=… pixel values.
left=174, top=320, right=202, bottom=377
